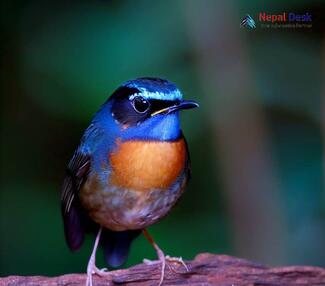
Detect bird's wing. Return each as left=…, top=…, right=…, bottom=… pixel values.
left=61, top=149, right=91, bottom=250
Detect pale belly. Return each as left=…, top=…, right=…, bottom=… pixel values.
left=79, top=173, right=187, bottom=231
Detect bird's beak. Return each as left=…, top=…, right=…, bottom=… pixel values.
left=151, top=100, right=199, bottom=117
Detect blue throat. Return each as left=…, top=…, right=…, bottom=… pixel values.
left=93, top=101, right=181, bottom=142
left=121, top=113, right=181, bottom=141
left=82, top=101, right=182, bottom=174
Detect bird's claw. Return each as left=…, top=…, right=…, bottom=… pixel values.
left=92, top=267, right=109, bottom=276
left=87, top=265, right=110, bottom=286
left=143, top=255, right=189, bottom=286
left=144, top=255, right=188, bottom=272
left=165, top=255, right=189, bottom=272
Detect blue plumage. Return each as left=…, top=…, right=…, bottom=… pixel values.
left=60, top=77, right=198, bottom=284
left=123, top=77, right=183, bottom=101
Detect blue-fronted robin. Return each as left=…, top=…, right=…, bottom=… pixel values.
left=61, top=77, right=198, bottom=285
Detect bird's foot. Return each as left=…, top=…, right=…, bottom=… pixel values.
left=86, top=262, right=110, bottom=286
left=142, top=229, right=189, bottom=285
left=144, top=255, right=188, bottom=271
left=93, top=267, right=110, bottom=276
left=85, top=227, right=110, bottom=286
left=165, top=255, right=189, bottom=272
left=143, top=252, right=189, bottom=286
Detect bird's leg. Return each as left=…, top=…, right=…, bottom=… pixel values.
left=142, top=229, right=166, bottom=286
left=86, top=226, right=110, bottom=286
left=142, top=229, right=188, bottom=286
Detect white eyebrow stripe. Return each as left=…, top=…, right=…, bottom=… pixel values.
left=128, top=88, right=182, bottom=101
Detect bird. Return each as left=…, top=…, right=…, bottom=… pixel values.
left=60, top=77, right=198, bottom=286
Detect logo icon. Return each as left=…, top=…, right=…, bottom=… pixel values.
left=240, top=14, right=256, bottom=29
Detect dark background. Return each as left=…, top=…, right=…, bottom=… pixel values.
left=1, top=0, right=324, bottom=276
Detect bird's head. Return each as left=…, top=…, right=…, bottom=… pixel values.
left=97, top=77, right=199, bottom=141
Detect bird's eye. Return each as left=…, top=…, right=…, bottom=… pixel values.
left=132, top=96, right=150, bottom=113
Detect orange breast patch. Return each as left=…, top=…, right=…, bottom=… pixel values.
left=109, top=139, right=186, bottom=192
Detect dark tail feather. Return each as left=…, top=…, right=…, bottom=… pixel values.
left=101, top=229, right=141, bottom=268
left=62, top=201, right=97, bottom=251
left=62, top=203, right=85, bottom=251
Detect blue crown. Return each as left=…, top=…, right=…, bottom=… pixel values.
left=123, top=77, right=183, bottom=101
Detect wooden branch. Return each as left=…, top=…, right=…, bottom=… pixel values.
left=1, top=253, right=325, bottom=286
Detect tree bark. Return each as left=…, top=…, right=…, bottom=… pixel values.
left=1, top=253, right=325, bottom=286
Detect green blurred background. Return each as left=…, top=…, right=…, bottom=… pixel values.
left=1, top=0, right=324, bottom=276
